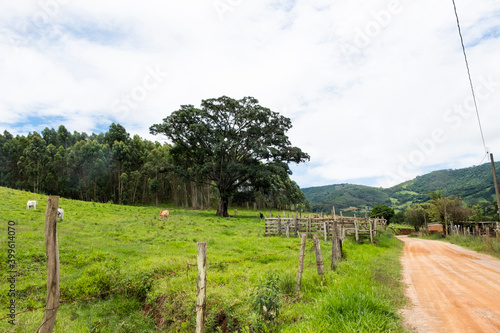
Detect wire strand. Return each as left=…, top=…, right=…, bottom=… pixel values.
left=451, top=0, right=488, bottom=154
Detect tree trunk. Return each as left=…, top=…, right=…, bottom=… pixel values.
left=191, top=182, right=197, bottom=209
left=216, top=198, right=229, bottom=217
left=206, top=185, right=210, bottom=208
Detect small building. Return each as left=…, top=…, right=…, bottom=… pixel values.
left=427, top=223, right=443, bottom=232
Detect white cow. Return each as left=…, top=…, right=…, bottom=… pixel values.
left=26, top=200, right=38, bottom=210
left=57, top=208, right=64, bottom=221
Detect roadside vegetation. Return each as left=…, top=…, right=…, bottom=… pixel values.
left=424, top=233, right=500, bottom=260
left=0, top=186, right=408, bottom=332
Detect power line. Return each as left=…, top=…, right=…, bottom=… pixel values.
left=451, top=0, right=488, bottom=154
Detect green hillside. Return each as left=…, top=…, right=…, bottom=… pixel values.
left=302, top=184, right=391, bottom=214
left=303, top=162, right=500, bottom=212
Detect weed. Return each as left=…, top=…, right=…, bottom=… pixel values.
left=249, top=271, right=281, bottom=322
left=279, top=271, right=297, bottom=298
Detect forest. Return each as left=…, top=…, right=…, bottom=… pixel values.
left=0, top=123, right=308, bottom=211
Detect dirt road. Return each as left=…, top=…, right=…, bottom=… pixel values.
left=398, top=236, right=500, bottom=333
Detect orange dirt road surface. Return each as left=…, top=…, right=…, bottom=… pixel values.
left=398, top=236, right=500, bottom=333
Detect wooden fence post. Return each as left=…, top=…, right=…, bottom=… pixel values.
left=38, top=196, right=60, bottom=333
left=277, top=215, right=282, bottom=236
left=307, top=215, right=311, bottom=238
left=296, top=234, right=307, bottom=293
left=196, top=242, right=207, bottom=333
left=323, top=222, right=327, bottom=241
left=313, top=236, right=324, bottom=278
left=294, top=212, right=299, bottom=238
left=354, top=219, right=359, bottom=243
left=331, top=219, right=339, bottom=270
left=369, top=219, right=374, bottom=244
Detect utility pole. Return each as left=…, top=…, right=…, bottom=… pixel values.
left=490, top=153, right=500, bottom=219
left=443, top=196, right=448, bottom=237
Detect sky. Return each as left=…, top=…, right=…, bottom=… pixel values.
left=1, top=0, right=500, bottom=189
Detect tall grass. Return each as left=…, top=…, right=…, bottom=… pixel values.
left=0, top=187, right=408, bottom=332
left=445, top=234, right=500, bottom=259
left=279, top=233, right=406, bottom=332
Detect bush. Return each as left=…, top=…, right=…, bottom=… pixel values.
left=249, top=271, right=281, bottom=322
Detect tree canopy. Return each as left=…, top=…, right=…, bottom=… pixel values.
left=404, top=204, right=428, bottom=231
left=370, top=205, right=395, bottom=222
left=150, top=96, right=310, bottom=216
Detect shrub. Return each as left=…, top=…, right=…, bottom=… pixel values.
left=249, top=271, right=281, bottom=322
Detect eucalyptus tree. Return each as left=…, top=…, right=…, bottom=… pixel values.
left=18, top=132, right=48, bottom=193
left=0, top=131, right=15, bottom=186
left=150, top=96, right=309, bottom=217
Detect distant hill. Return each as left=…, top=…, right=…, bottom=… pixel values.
left=302, top=162, right=500, bottom=213
left=301, top=184, right=391, bottom=215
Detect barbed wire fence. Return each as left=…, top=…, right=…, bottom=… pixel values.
left=3, top=198, right=349, bottom=332
left=1, top=237, right=321, bottom=332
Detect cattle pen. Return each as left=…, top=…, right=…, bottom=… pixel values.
left=264, top=212, right=387, bottom=243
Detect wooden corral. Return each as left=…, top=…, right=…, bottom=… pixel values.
left=265, top=214, right=386, bottom=242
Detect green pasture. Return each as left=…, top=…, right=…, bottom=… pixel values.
left=0, top=187, right=408, bottom=332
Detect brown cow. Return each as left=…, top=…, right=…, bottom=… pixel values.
left=159, top=210, right=169, bottom=220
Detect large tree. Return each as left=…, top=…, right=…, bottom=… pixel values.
left=150, top=96, right=310, bottom=216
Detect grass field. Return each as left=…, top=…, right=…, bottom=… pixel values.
left=0, top=186, right=408, bottom=332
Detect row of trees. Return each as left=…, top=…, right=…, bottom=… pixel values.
left=374, top=190, right=499, bottom=232
left=0, top=123, right=188, bottom=206
left=0, top=97, right=310, bottom=215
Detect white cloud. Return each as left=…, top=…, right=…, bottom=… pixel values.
left=1, top=0, right=499, bottom=188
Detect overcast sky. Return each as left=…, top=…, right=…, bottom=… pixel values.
left=1, top=0, right=499, bottom=189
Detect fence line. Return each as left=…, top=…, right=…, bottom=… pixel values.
left=4, top=198, right=342, bottom=331
left=1, top=235, right=335, bottom=331
left=0, top=241, right=306, bottom=323
left=265, top=215, right=387, bottom=242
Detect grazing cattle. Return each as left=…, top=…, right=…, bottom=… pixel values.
left=57, top=208, right=64, bottom=221
left=26, top=200, right=38, bottom=210
left=159, top=210, right=169, bottom=220
left=259, top=212, right=264, bottom=219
